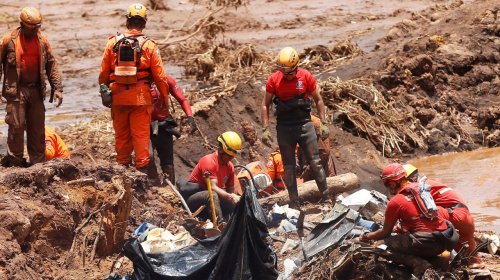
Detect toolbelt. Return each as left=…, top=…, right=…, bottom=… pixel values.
left=158, top=115, right=181, bottom=138
left=432, top=221, right=459, bottom=251
left=273, top=93, right=312, bottom=125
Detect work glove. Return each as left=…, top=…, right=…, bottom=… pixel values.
left=319, top=123, right=330, bottom=140
left=261, top=126, right=273, bottom=145
left=53, top=91, right=63, bottom=107
left=186, top=116, right=198, bottom=134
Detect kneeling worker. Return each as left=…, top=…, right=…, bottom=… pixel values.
left=403, top=163, right=481, bottom=265
left=360, top=163, right=458, bottom=275
left=45, top=126, right=70, bottom=161
left=182, top=131, right=242, bottom=222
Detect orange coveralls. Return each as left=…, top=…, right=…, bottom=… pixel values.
left=45, top=126, right=70, bottom=160
left=265, top=151, right=286, bottom=193
left=98, top=29, right=169, bottom=168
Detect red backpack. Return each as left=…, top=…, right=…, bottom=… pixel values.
left=150, top=83, right=169, bottom=121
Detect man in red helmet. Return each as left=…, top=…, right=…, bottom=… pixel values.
left=403, top=164, right=481, bottom=265
left=360, top=163, right=458, bottom=275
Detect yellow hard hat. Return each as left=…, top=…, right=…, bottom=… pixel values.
left=402, top=164, right=418, bottom=178
left=126, top=3, right=147, bottom=21
left=20, top=7, right=42, bottom=26
left=217, top=131, right=242, bottom=157
left=276, top=47, right=299, bottom=70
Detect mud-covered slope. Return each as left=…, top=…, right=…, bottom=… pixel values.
left=333, top=0, right=499, bottom=156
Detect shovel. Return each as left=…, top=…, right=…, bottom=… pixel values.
left=296, top=208, right=308, bottom=260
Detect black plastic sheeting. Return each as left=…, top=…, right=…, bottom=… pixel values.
left=302, top=203, right=359, bottom=260
left=120, top=187, right=278, bottom=280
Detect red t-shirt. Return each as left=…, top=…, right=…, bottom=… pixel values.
left=189, top=151, right=235, bottom=190
left=384, top=190, right=448, bottom=233
left=19, top=34, right=40, bottom=83
left=427, top=179, right=466, bottom=208
left=265, top=68, right=316, bottom=101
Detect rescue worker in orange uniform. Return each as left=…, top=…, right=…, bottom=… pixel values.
left=360, top=163, right=458, bottom=276
left=264, top=150, right=286, bottom=194
left=0, top=7, right=63, bottom=167
left=150, top=75, right=197, bottom=183
left=44, top=126, right=70, bottom=160
left=261, top=47, right=331, bottom=208
left=298, top=114, right=336, bottom=181
left=180, top=131, right=242, bottom=222
left=98, top=3, right=169, bottom=173
left=403, top=164, right=481, bottom=265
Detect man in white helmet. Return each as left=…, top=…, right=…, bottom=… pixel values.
left=0, top=7, right=63, bottom=167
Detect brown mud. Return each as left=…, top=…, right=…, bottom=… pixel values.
left=0, top=0, right=498, bottom=279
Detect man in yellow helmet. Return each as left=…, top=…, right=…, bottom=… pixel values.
left=180, top=131, right=242, bottom=222
left=98, top=3, right=169, bottom=174
left=261, top=47, right=331, bottom=208
left=0, top=7, right=63, bottom=167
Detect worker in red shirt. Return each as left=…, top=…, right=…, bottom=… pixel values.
left=150, top=76, right=197, bottom=183
left=180, top=131, right=242, bottom=222
left=98, top=3, right=169, bottom=174
left=45, top=126, right=70, bottom=160
left=0, top=7, right=63, bottom=167
left=360, top=163, right=458, bottom=275
left=260, top=47, right=331, bottom=209
left=403, top=164, right=481, bottom=265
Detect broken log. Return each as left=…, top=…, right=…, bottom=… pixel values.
left=258, top=172, right=359, bottom=207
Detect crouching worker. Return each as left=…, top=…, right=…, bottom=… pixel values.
left=403, top=164, right=482, bottom=266
left=179, top=131, right=242, bottom=222
left=360, top=163, right=458, bottom=276
left=45, top=126, right=70, bottom=160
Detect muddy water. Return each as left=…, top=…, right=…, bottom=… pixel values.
left=411, top=147, right=500, bottom=233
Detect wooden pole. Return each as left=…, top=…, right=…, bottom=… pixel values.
left=258, top=173, right=360, bottom=207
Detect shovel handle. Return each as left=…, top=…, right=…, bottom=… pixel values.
left=204, top=172, right=218, bottom=227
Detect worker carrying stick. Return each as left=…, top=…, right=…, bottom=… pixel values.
left=178, top=131, right=242, bottom=222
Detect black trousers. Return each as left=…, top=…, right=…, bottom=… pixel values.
left=179, top=180, right=234, bottom=222
left=276, top=121, right=328, bottom=200
left=150, top=122, right=175, bottom=167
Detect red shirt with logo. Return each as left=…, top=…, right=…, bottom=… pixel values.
left=384, top=188, right=448, bottom=233
left=189, top=151, right=235, bottom=190
left=425, top=179, right=466, bottom=208
left=265, top=68, right=316, bottom=101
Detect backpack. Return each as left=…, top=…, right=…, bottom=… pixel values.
left=406, top=177, right=439, bottom=220
left=112, top=33, right=149, bottom=84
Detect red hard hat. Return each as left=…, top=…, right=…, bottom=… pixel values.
left=380, top=163, right=406, bottom=184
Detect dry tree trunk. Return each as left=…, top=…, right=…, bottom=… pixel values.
left=101, top=176, right=133, bottom=255
left=258, top=173, right=360, bottom=207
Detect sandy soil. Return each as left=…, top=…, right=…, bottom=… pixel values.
left=0, top=0, right=498, bottom=279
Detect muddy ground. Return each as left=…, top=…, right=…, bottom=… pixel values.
left=0, top=0, right=499, bottom=279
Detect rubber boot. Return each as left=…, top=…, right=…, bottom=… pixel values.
left=161, top=164, right=175, bottom=184
left=309, top=157, right=332, bottom=204
left=284, top=165, right=300, bottom=209
left=137, top=162, right=160, bottom=185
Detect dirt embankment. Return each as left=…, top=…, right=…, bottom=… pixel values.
left=0, top=0, right=498, bottom=279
